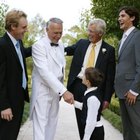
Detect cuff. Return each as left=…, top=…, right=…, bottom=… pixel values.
left=59, top=87, right=67, bottom=96
left=129, top=89, right=139, bottom=96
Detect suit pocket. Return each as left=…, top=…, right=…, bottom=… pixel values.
left=125, top=73, right=135, bottom=79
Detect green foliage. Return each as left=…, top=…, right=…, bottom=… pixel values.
left=23, top=14, right=46, bottom=47
left=64, top=56, right=73, bottom=83
left=0, top=3, right=9, bottom=36
left=109, top=95, right=121, bottom=116
left=26, top=58, right=33, bottom=76
left=62, top=25, right=88, bottom=46
left=90, top=0, right=140, bottom=39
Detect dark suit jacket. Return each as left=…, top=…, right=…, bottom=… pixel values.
left=65, top=39, right=116, bottom=102
left=0, top=33, right=31, bottom=113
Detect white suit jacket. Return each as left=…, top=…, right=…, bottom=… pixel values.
left=30, top=34, right=67, bottom=119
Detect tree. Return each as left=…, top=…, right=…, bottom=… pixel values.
left=0, top=3, right=9, bottom=36
left=62, top=9, right=93, bottom=46
left=23, top=14, right=46, bottom=47
left=90, top=0, right=140, bottom=39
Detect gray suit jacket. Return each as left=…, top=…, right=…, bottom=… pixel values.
left=115, top=28, right=140, bottom=99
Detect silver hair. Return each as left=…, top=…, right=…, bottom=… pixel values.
left=88, top=18, right=106, bottom=35
left=46, top=17, right=63, bottom=29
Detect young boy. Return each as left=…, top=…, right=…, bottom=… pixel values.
left=74, top=67, right=104, bottom=140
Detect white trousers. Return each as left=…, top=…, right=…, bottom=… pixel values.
left=32, top=92, right=59, bottom=140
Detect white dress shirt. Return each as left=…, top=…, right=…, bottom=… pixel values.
left=74, top=87, right=103, bottom=140
left=78, top=40, right=102, bottom=79
left=118, top=26, right=135, bottom=54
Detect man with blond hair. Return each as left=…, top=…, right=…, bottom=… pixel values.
left=0, top=9, right=31, bottom=140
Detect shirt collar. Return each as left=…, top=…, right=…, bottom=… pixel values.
left=91, top=39, right=102, bottom=46
left=7, top=31, right=17, bottom=46
left=84, top=87, right=97, bottom=95
left=124, top=26, right=135, bottom=37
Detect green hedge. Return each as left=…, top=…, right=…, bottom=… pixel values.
left=109, top=94, right=121, bottom=116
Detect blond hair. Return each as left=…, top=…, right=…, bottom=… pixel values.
left=5, top=9, right=27, bottom=31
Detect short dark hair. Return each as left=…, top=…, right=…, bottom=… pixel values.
left=85, top=67, right=104, bottom=87
left=119, top=6, right=139, bottom=27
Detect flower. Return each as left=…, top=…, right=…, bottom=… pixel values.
left=102, top=48, right=107, bottom=54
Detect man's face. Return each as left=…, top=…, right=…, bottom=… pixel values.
left=47, top=22, right=63, bottom=43
left=118, top=10, right=135, bottom=31
left=87, top=24, right=102, bottom=44
left=11, top=17, right=28, bottom=40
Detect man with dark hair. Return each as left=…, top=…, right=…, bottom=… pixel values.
left=115, top=6, right=140, bottom=140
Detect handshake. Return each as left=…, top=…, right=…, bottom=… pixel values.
left=62, top=91, right=74, bottom=104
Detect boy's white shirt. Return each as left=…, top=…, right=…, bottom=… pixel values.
left=74, top=87, right=103, bottom=140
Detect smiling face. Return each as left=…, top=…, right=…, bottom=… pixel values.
left=118, top=10, right=135, bottom=32
left=87, top=24, right=102, bottom=44
left=47, top=22, right=63, bottom=43
left=10, top=17, right=28, bottom=40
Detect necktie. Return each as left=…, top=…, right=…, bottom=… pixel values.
left=16, top=41, right=27, bottom=89
left=118, top=34, right=127, bottom=54
left=50, top=42, right=58, bottom=47
left=86, top=44, right=96, bottom=68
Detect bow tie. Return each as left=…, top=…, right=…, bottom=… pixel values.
left=50, top=42, right=59, bottom=47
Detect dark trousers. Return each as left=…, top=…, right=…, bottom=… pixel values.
left=72, top=78, right=87, bottom=139
left=89, top=126, right=104, bottom=140
left=0, top=90, right=25, bottom=140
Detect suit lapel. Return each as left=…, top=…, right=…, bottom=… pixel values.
left=49, top=47, right=64, bottom=67
left=4, top=33, right=22, bottom=68
left=80, top=40, right=91, bottom=65
left=43, top=37, right=63, bottom=67
left=19, top=41, right=28, bottom=78
left=119, top=28, right=137, bottom=58
left=95, top=41, right=106, bottom=68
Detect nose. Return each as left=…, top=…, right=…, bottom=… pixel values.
left=118, top=16, right=121, bottom=22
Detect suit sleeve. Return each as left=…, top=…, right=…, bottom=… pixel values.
left=32, top=43, right=67, bottom=95
left=0, top=46, right=10, bottom=111
left=64, top=39, right=84, bottom=55
left=65, top=44, right=76, bottom=56
left=130, top=32, right=140, bottom=94
left=104, top=47, right=116, bottom=102
left=24, top=47, right=32, bottom=58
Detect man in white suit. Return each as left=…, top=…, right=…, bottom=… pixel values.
left=30, top=18, right=74, bottom=140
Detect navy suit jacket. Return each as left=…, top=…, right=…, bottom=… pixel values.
left=65, top=39, right=116, bottom=102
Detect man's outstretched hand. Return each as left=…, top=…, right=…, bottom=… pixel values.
left=63, top=91, right=74, bottom=104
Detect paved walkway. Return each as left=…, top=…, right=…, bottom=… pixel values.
left=18, top=99, right=123, bottom=140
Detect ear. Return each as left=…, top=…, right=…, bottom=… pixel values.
left=86, top=80, right=91, bottom=86
left=11, top=24, right=17, bottom=31
left=130, top=16, right=135, bottom=22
